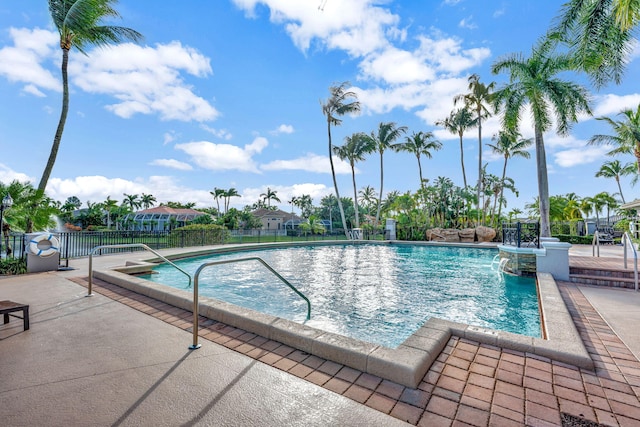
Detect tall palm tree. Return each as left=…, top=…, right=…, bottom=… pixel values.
left=260, top=187, right=281, bottom=209
left=589, top=105, right=640, bottom=175
left=359, top=185, right=377, bottom=216
left=392, top=131, right=442, bottom=188
left=486, top=129, right=533, bottom=222
left=454, top=74, right=495, bottom=224
left=435, top=107, right=477, bottom=187
left=223, top=188, right=240, bottom=214
left=102, top=195, right=119, bottom=229
left=140, top=193, right=156, bottom=209
left=492, top=39, right=591, bottom=237
left=210, top=187, right=226, bottom=217
left=122, top=193, right=141, bottom=211
left=367, top=122, right=408, bottom=227
left=40, top=0, right=142, bottom=192
left=595, top=159, right=636, bottom=203
left=321, top=82, right=361, bottom=235
left=550, top=0, right=637, bottom=87
left=333, top=132, right=375, bottom=228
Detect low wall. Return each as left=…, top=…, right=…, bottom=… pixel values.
left=498, top=246, right=537, bottom=276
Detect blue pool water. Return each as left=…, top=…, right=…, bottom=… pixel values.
left=141, top=244, right=540, bottom=347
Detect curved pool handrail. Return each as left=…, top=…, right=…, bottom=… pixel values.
left=87, top=243, right=192, bottom=296
left=189, top=256, right=311, bottom=350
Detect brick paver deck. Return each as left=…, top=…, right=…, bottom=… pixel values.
left=70, top=276, right=640, bottom=426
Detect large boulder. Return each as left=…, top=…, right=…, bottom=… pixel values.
left=476, top=226, right=497, bottom=242
left=426, top=228, right=445, bottom=241
left=458, top=228, right=475, bottom=243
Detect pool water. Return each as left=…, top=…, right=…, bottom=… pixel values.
left=141, top=244, right=540, bottom=348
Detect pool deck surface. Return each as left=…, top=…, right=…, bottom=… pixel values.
left=1, top=243, right=640, bottom=426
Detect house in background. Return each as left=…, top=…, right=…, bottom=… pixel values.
left=252, top=208, right=302, bottom=231
left=122, top=206, right=210, bottom=231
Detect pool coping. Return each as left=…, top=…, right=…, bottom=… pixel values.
left=93, top=241, right=593, bottom=388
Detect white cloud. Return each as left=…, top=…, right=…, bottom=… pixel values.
left=241, top=183, right=332, bottom=208
left=0, top=27, right=59, bottom=93
left=261, top=153, right=352, bottom=174
left=459, top=16, right=478, bottom=30
left=200, top=124, right=233, bottom=140
left=554, top=146, right=610, bottom=167
left=416, top=35, right=491, bottom=75
left=163, top=131, right=178, bottom=145
left=175, top=137, right=268, bottom=172
left=359, top=47, right=436, bottom=84
left=592, top=93, right=640, bottom=117
left=0, top=163, right=34, bottom=184
left=271, top=124, right=295, bottom=135
left=150, top=159, right=193, bottom=171
left=71, top=41, right=218, bottom=122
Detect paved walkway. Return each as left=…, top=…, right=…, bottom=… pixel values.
left=1, top=244, right=639, bottom=426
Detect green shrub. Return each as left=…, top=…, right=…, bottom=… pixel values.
left=552, top=234, right=593, bottom=244
left=0, top=257, right=27, bottom=275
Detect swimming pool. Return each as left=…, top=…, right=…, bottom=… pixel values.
left=141, top=243, right=540, bottom=348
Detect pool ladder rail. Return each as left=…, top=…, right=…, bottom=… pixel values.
left=189, top=256, right=311, bottom=350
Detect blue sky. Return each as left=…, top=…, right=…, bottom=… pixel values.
left=1, top=0, right=639, bottom=214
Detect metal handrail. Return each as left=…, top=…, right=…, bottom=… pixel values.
left=189, top=256, right=311, bottom=350
left=622, top=232, right=639, bottom=291
left=87, top=243, right=191, bottom=296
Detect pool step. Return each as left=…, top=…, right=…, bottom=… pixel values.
left=569, top=266, right=637, bottom=289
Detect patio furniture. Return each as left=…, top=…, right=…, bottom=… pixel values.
left=0, top=300, right=29, bottom=331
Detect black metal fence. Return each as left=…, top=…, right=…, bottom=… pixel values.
left=501, top=222, right=540, bottom=248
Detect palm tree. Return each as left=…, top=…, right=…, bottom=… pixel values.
left=223, top=188, right=240, bottom=214
left=333, top=132, right=375, bottom=228
left=492, top=40, right=591, bottom=237
left=260, top=187, right=281, bottom=209
left=39, top=0, right=142, bottom=192
left=367, top=122, right=408, bottom=227
left=102, top=196, right=119, bottom=229
left=122, top=193, right=141, bottom=212
left=550, top=0, right=637, bottom=87
left=321, top=82, right=361, bottom=235
left=210, top=187, right=226, bottom=217
left=595, top=159, right=636, bottom=203
left=487, top=129, right=533, bottom=222
left=435, top=107, right=477, bottom=187
left=454, top=74, right=495, bottom=223
left=140, top=193, right=156, bottom=210
left=589, top=105, right=640, bottom=176
left=393, top=131, right=442, bottom=189
left=359, top=185, right=377, bottom=216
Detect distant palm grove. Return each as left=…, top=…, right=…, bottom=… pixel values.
left=2, top=0, right=640, bottom=241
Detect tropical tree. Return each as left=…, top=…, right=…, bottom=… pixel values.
left=367, top=122, right=407, bottom=227
left=210, top=187, right=226, bottom=217
left=140, top=193, right=156, bottom=210
left=435, top=107, right=477, bottom=187
left=223, top=188, right=240, bottom=214
left=39, top=0, right=142, bottom=192
left=122, top=193, right=141, bottom=211
left=299, top=215, right=326, bottom=236
left=359, top=185, right=377, bottom=216
left=102, top=196, right=119, bottom=229
left=550, top=0, right=637, bottom=87
left=321, top=82, right=361, bottom=235
left=333, top=132, right=375, bottom=228
left=260, top=187, right=281, bottom=209
left=492, top=39, right=591, bottom=237
left=589, top=105, right=640, bottom=176
left=454, top=74, right=495, bottom=222
left=487, top=129, right=533, bottom=222
left=0, top=181, right=57, bottom=234
left=595, top=159, right=636, bottom=203
left=393, top=131, right=442, bottom=189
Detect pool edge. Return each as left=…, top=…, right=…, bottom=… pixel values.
left=93, top=265, right=593, bottom=389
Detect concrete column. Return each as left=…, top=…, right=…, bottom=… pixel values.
left=535, top=241, right=572, bottom=281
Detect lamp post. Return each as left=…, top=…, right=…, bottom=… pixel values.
left=0, top=193, right=13, bottom=258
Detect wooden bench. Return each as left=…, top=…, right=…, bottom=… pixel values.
left=0, top=300, right=29, bottom=331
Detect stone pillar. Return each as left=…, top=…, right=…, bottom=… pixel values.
left=535, top=241, right=572, bottom=281
left=385, top=219, right=396, bottom=240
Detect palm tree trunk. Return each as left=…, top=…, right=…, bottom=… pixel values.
left=328, top=120, right=348, bottom=237
left=38, top=47, right=70, bottom=193
left=616, top=177, right=626, bottom=204
left=495, top=157, right=508, bottom=226
left=375, top=151, right=384, bottom=228
left=535, top=127, right=551, bottom=237
left=458, top=133, right=467, bottom=187
left=476, top=109, right=482, bottom=225
left=351, top=163, right=359, bottom=228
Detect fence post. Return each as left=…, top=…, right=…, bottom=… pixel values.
left=516, top=222, right=521, bottom=248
